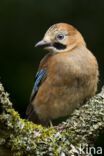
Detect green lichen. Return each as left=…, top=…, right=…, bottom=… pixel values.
left=0, top=82, right=104, bottom=156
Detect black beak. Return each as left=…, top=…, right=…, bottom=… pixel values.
left=35, top=40, right=51, bottom=48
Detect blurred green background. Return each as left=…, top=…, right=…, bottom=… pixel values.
left=0, top=0, right=104, bottom=118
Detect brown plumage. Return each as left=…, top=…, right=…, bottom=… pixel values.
left=26, top=23, right=99, bottom=125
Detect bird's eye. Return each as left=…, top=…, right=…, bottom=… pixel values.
left=56, top=34, right=64, bottom=40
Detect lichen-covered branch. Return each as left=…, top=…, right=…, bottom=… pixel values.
left=0, top=82, right=104, bottom=156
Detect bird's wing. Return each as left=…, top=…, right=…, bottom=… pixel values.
left=30, top=69, right=47, bottom=102
left=26, top=69, right=47, bottom=118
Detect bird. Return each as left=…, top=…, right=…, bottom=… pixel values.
left=26, top=23, right=99, bottom=126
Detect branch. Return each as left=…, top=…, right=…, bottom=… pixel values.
left=0, top=82, right=104, bottom=156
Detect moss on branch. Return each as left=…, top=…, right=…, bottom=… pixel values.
left=0, top=82, right=104, bottom=156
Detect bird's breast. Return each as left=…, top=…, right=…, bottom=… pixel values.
left=45, top=53, right=80, bottom=86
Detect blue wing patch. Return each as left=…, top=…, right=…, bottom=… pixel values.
left=30, top=69, right=47, bottom=102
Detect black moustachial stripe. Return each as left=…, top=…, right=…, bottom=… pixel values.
left=53, top=42, right=66, bottom=50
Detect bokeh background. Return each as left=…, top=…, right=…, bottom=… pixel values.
left=0, top=0, right=104, bottom=119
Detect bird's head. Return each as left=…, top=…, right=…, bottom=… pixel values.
left=35, top=23, right=86, bottom=53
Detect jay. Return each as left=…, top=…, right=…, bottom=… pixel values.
left=26, top=23, right=99, bottom=125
